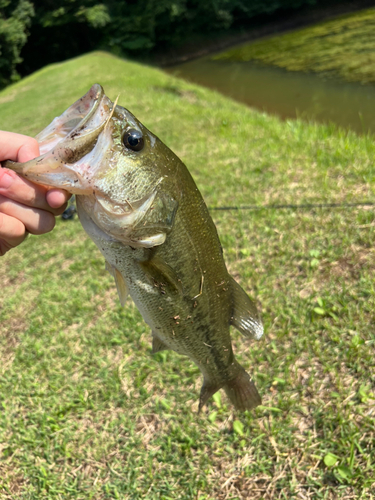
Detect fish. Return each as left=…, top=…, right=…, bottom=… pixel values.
left=5, top=84, right=264, bottom=412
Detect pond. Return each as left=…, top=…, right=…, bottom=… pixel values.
left=166, top=56, right=375, bottom=136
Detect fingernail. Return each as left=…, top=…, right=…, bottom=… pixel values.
left=0, top=172, right=13, bottom=189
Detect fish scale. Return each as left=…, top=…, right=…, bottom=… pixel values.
left=4, top=84, right=264, bottom=412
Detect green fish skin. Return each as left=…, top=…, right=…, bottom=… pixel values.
left=5, top=84, right=264, bottom=412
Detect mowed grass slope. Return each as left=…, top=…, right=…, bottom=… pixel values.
left=214, top=7, right=375, bottom=85
left=0, top=52, right=374, bottom=499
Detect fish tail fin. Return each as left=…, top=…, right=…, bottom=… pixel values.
left=198, top=366, right=261, bottom=413
left=223, top=367, right=261, bottom=411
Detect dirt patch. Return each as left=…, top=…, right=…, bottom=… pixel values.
left=0, top=268, right=26, bottom=300
left=0, top=462, right=27, bottom=499
left=0, top=312, right=28, bottom=375
left=211, top=472, right=359, bottom=500
left=328, top=246, right=375, bottom=281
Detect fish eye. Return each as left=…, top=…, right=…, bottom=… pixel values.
left=122, top=129, right=144, bottom=152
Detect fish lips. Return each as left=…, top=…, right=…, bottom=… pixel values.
left=4, top=84, right=115, bottom=195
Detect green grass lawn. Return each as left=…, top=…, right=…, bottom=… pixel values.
left=214, top=7, right=375, bottom=85
left=0, top=51, right=374, bottom=499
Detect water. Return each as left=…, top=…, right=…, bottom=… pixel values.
left=166, top=57, right=375, bottom=136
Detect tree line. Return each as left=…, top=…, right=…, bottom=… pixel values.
left=1, top=0, right=341, bottom=89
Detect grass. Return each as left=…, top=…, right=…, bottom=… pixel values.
left=0, top=51, right=374, bottom=499
left=213, top=7, right=375, bottom=85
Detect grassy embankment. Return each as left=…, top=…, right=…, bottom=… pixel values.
left=214, top=7, right=375, bottom=85
left=0, top=52, right=374, bottom=499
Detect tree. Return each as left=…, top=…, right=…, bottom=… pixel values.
left=0, top=0, right=34, bottom=88
left=19, top=1, right=110, bottom=76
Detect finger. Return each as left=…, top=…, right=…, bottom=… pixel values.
left=0, top=212, right=27, bottom=255
left=0, top=131, right=39, bottom=163
left=46, top=189, right=71, bottom=209
left=0, top=168, right=65, bottom=215
left=47, top=200, right=68, bottom=216
left=0, top=195, right=56, bottom=235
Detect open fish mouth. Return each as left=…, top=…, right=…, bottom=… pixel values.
left=4, top=84, right=115, bottom=194
left=5, top=84, right=176, bottom=248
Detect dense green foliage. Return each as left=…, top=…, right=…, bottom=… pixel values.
left=2, top=0, right=347, bottom=85
left=0, top=0, right=34, bottom=87
left=214, top=7, right=375, bottom=85
left=0, top=52, right=374, bottom=499
left=19, top=0, right=111, bottom=76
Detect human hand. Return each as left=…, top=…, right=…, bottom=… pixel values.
left=0, top=131, right=70, bottom=256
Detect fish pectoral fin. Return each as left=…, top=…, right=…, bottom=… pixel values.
left=133, top=232, right=166, bottom=248
left=139, top=255, right=183, bottom=295
left=152, top=332, right=170, bottom=354
left=106, top=261, right=129, bottom=306
left=229, top=276, right=263, bottom=340
left=114, top=268, right=129, bottom=306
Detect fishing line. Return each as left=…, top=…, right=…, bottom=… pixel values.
left=209, top=201, right=375, bottom=211
left=62, top=200, right=375, bottom=219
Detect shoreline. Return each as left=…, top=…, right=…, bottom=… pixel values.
left=154, top=0, right=375, bottom=68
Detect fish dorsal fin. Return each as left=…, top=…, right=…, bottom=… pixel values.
left=229, top=276, right=263, bottom=340
left=139, top=255, right=183, bottom=295
left=152, top=332, right=170, bottom=353
left=105, top=261, right=128, bottom=306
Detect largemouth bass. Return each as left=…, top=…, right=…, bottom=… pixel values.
left=5, top=84, right=264, bottom=411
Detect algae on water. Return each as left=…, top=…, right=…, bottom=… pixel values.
left=213, top=8, right=375, bottom=85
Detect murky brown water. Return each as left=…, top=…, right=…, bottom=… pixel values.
left=166, top=57, right=375, bottom=136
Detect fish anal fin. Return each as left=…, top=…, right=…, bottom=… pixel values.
left=139, top=255, right=183, bottom=295
left=152, top=332, right=169, bottom=354
left=198, top=380, right=222, bottom=413
left=105, top=261, right=128, bottom=306
left=230, top=276, right=263, bottom=340
left=224, top=367, right=262, bottom=411
left=105, top=260, right=114, bottom=277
